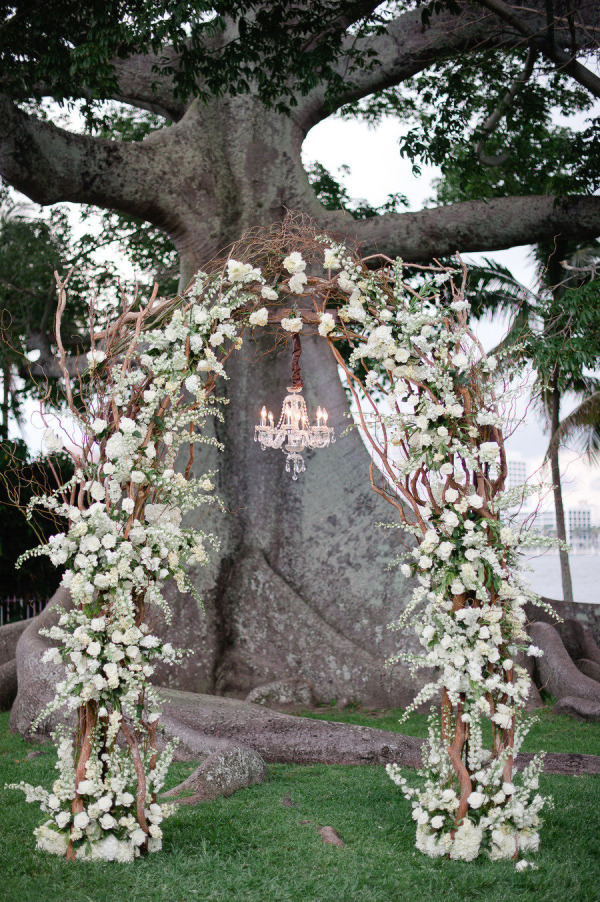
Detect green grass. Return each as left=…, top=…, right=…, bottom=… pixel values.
left=1, top=708, right=599, bottom=902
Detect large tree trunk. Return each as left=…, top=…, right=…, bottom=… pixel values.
left=139, top=99, right=424, bottom=706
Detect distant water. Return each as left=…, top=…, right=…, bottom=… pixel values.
left=521, top=552, right=600, bottom=605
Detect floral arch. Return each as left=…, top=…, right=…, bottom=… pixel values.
left=10, top=220, right=549, bottom=866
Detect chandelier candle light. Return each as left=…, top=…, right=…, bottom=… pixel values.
left=255, top=331, right=334, bottom=479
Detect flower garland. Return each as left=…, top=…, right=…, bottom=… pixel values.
left=8, top=226, right=550, bottom=866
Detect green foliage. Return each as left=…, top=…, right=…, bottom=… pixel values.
left=1, top=709, right=599, bottom=902
left=0, top=203, right=100, bottom=428
left=306, top=162, right=408, bottom=219
left=344, top=49, right=598, bottom=199
left=0, top=441, right=72, bottom=600
left=0, top=1, right=390, bottom=116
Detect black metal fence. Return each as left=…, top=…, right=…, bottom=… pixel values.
left=0, top=596, right=46, bottom=626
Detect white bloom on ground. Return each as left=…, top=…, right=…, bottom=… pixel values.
left=281, top=316, right=303, bottom=333
left=249, top=307, right=269, bottom=327
left=450, top=819, right=483, bottom=861
left=261, top=286, right=278, bottom=300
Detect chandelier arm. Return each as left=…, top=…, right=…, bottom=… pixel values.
left=290, top=333, right=303, bottom=390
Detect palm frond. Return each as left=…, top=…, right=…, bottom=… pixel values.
left=545, top=391, right=600, bottom=463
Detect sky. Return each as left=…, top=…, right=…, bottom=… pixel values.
left=9, top=108, right=600, bottom=524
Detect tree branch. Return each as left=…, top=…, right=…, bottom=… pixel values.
left=301, top=4, right=515, bottom=119
left=475, top=44, right=538, bottom=166
left=0, top=95, right=173, bottom=223
left=299, top=0, right=600, bottom=123
left=321, top=195, right=600, bottom=261
left=479, top=0, right=600, bottom=98
left=1, top=51, right=187, bottom=121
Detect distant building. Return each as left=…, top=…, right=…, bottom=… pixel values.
left=506, top=456, right=528, bottom=490
left=531, top=505, right=597, bottom=551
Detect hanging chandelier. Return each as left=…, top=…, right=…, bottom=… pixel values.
left=254, top=331, right=335, bottom=479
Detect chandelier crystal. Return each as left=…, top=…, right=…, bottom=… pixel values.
left=254, top=331, right=334, bottom=479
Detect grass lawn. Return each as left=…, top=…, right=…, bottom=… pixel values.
left=1, top=706, right=599, bottom=902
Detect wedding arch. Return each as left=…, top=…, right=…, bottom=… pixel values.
left=9, top=219, right=550, bottom=866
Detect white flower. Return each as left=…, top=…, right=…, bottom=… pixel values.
left=283, top=252, right=306, bottom=274
left=227, top=259, right=254, bottom=282
left=337, top=271, right=356, bottom=293
left=122, top=498, right=135, bottom=515
left=249, top=307, right=269, bottom=327
left=324, top=248, right=341, bottom=270
left=281, top=316, right=303, bottom=333
left=91, top=418, right=107, bottom=434
left=131, top=828, right=147, bottom=846
left=43, top=428, right=64, bottom=453
left=467, top=792, right=485, bottom=808
left=86, top=350, right=106, bottom=369
left=55, top=811, right=71, bottom=829
left=89, top=481, right=106, bottom=502
left=261, top=287, right=278, bottom=300
left=119, top=417, right=137, bottom=434
left=450, top=819, right=482, bottom=862
left=431, top=816, right=445, bottom=830
left=289, top=272, right=307, bottom=294
left=73, top=812, right=90, bottom=829
left=318, top=312, right=336, bottom=337
left=452, top=353, right=469, bottom=369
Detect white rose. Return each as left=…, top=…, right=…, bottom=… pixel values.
left=249, top=307, right=269, bottom=327
left=89, top=481, right=106, bottom=502
left=55, top=810, right=71, bottom=829
left=288, top=272, right=307, bottom=294
left=43, top=428, right=64, bottom=453
left=282, top=252, right=306, bottom=274
left=468, top=791, right=485, bottom=809
left=261, top=287, right=278, bottom=301
left=280, top=316, right=303, bottom=333
left=91, top=418, right=107, bottom=434
left=74, top=812, right=90, bottom=829
left=318, top=312, right=336, bottom=337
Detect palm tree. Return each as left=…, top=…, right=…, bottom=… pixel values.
left=467, top=240, right=600, bottom=603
